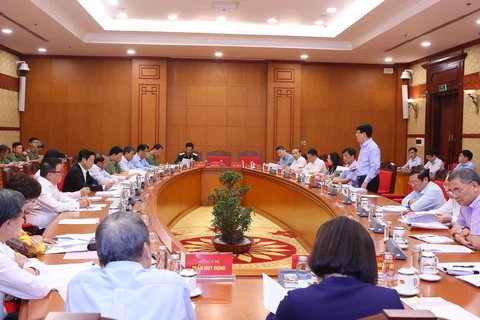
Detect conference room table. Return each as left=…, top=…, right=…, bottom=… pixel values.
left=19, top=167, right=480, bottom=320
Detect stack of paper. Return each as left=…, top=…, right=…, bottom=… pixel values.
left=58, top=218, right=100, bottom=225
left=402, top=297, right=480, bottom=320
left=406, top=212, right=437, bottom=223
left=421, top=244, right=474, bottom=254
left=438, top=262, right=480, bottom=275
left=46, top=233, right=95, bottom=254
left=409, top=234, right=454, bottom=244
left=399, top=218, right=449, bottom=230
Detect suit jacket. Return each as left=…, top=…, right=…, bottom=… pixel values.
left=266, top=276, right=403, bottom=320
left=62, top=163, right=103, bottom=193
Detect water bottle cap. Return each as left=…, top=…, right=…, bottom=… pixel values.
left=298, top=256, right=307, bottom=262
left=158, top=246, right=167, bottom=251
left=171, top=254, right=179, bottom=260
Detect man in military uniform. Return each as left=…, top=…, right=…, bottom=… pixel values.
left=146, top=144, right=163, bottom=166
left=175, top=142, right=199, bottom=163
left=24, top=137, right=42, bottom=161
left=106, top=146, right=123, bottom=175
left=0, top=144, right=16, bottom=168
left=7, top=142, right=29, bottom=162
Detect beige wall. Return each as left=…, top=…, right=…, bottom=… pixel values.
left=0, top=49, right=20, bottom=147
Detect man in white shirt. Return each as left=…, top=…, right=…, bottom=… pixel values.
left=65, top=212, right=196, bottom=320
left=27, top=158, right=89, bottom=229
left=119, top=146, right=136, bottom=173
left=0, top=189, right=50, bottom=320
left=402, top=147, right=423, bottom=170
left=89, top=153, right=116, bottom=185
left=424, top=148, right=444, bottom=179
left=290, top=148, right=307, bottom=172
left=303, top=148, right=326, bottom=174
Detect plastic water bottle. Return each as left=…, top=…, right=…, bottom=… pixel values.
left=296, top=256, right=310, bottom=288
left=156, top=246, right=168, bottom=270
left=168, top=254, right=182, bottom=273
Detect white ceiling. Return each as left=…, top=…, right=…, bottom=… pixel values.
left=0, top=0, right=479, bottom=63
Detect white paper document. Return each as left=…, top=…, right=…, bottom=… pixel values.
left=406, top=212, right=437, bottom=223
left=77, top=206, right=102, bottom=212
left=58, top=218, right=100, bottom=225
left=383, top=205, right=408, bottom=213
left=400, top=219, right=449, bottom=230
left=335, top=166, right=352, bottom=172
left=409, top=234, right=454, bottom=244
left=95, top=190, right=121, bottom=197
left=421, top=244, right=474, bottom=254
left=45, top=261, right=97, bottom=290
left=402, top=297, right=480, bottom=320
left=457, top=274, right=480, bottom=287
left=87, top=197, right=102, bottom=202
left=56, top=233, right=95, bottom=242
left=262, top=273, right=288, bottom=314
left=437, top=262, right=480, bottom=275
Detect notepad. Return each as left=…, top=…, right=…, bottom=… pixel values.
left=437, top=262, right=480, bottom=275
left=409, top=234, right=454, bottom=244
left=457, top=274, right=480, bottom=287
left=63, top=251, right=99, bottom=260
left=45, top=261, right=97, bottom=290
left=421, top=244, right=474, bottom=254
left=406, top=212, right=437, bottom=223
left=401, top=297, right=480, bottom=320
left=400, top=219, right=449, bottom=230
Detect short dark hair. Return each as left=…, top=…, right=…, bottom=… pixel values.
left=342, top=147, right=356, bottom=158
left=0, top=144, right=8, bottom=153
left=152, top=144, right=163, bottom=150
left=40, top=157, right=63, bottom=178
left=356, top=124, right=373, bottom=138
left=12, top=142, right=22, bottom=149
left=328, top=152, right=342, bottom=167
left=292, top=147, right=301, bottom=153
left=408, top=147, right=418, bottom=153
left=448, top=168, right=480, bottom=185
left=109, top=146, right=123, bottom=156
left=29, top=137, right=38, bottom=143
left=276, top=146, right=286, bottom=151
left=307, top=148, right=318, bottom=157
left=137, top=144, right=149, bottom=152
left=5, top=174, right=41, bottom=200
left=0, top=189, right=25, bottom=227
left=185, top=142, right=194, bottom=149
left=44, top=149, right=66, bottom=159
left=410, top=167, right=429, bottom=181
left=78, top=149, right=95, bottom=162
left=123, top=146, right=135, bottom=154
left=460, top=150, right=473, bottom=161
left=95, top=153, right=108, bottom=164
left=309, top=216, right=377, bottom=285
left=96, top=211, right=149, bottom=267
left=425, top=148, right=437, bottom=156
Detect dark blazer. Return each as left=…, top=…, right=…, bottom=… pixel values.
left=266, top=276, right=403, bottom=320
left=62, top=163, right=103, bottom=192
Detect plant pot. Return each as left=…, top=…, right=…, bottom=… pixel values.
left=211, top=235, right=253, bottom=254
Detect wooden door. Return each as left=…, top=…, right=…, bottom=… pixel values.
left=432, top=93, right=457, bottom=166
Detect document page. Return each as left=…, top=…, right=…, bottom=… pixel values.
left=262, top=273, right=288, bottom=314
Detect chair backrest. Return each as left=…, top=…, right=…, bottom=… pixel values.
left=26, top=162, right=41, bottom=176
left=378, top=162, right=397, bottom=194
left=66, top=156, right=77, bottom=172
left=1, top=167, right=22, bottom=187
left=434, top=169, right=447, bottom=182
left=452, top=163, right=458, bottom=170
left=207, top=150, right=231, bottom=166
left=434, top=180, right=449, bottom=201
left=177, top=150, right=203, bottom=162
left=237, top=151, right=262, bottom=165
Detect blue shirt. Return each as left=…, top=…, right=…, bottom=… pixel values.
left=132, top=154, right=155, bottom=169
left=339, top=160, right=358, bottom=187
left=356, top=138, right=381, bottom=183
left=65, top=261, right=196, bottom=320
left=455, top=161, right=476, bottom=172
left=404, top=156, right=423, bottom=168
left=278, top=154, right=294, bottom=166
left=401, top=181, right=446, bottom=211
left=119, top=155, right=135, bottom=172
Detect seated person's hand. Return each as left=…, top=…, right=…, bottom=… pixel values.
left=11, top=162, right=19, bottom=167
left=14, top=251, right=28, bottom=269
left=105, top=181, right=114, bottom=190
left=77, top=198, right=89, bottom=208
left=435, top=213, right=452, bottom=224
left=80, top=187, right=90, bottom=197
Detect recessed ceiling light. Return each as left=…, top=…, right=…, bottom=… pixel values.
left=300, top=54, right=309, bottom=59
left=1, top=29, right=12, bottom=34
left=38, top=48, right=47, bottom=52
left=385, top=57, right=392, bottom=62
left=267, top=18, right=277, bottom=23
left=107, top=0, right=118, bottom=5
left=421, top=41, right=431, bottom=47
left=215, top=51, right=223, bottom=57
left=168, top=14, right=178, bottom=20
left=116, top=12, right=127, bottom=19
left=217, top=16, right=227, bottom=22
left=314, top=20, right=325, bottom=25
left=326, top=7, right=337, bottom=13
left=127, top=49, right=135, bottom=54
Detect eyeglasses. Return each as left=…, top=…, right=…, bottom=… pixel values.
left=449, top=182, right=472, bottom=196
left=408, top=179, right=422, bottom=186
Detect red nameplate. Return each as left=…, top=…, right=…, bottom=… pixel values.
left=185, top=252, right=233, bottom=276
left=291, top=254, right=310, bottom=269
left=231, top=162, right=242, bottom=168
left=323, top=184, right=328, bottom=192
left=182, top=164, right=187, bottom=171
left=291, top=172, right=297, bottom=179
left=193, top=162, right=206, bottom=168
left=210, top=162, right=221, bottom=168
left=277, top=168, right=283, bottom=175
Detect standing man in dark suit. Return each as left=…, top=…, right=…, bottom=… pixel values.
left=63, top=149, right=114, bottom=192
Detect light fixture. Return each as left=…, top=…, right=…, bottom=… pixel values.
left=38, top=48, right=47, bottom=52
left=267, top=18, right=277, bottom=23
left=300, top=54, right=308, bottom=59
left=127, top=49, right=135, bottom=54
left=168, top=14, right=178, bottom=20
left=385, top=57, right=392, bottom=62
left=464, top=90, right=479, bottom=114
left=401, top=69, right=413, bottom=82
left=116, top=12, right=127, bottom=19
left=215, top=51, right=223, bottom=57
left=314, top=20, right=324, bottom=25
left=407, top=98, right=418, bottom=119
left=217, top=16, right=227, bottom=21
left=1, top=29, right=12, bottom=34
left=421, top=41, right=431, bottom=47
left=107, top=0, right=118, bottom=5
left=326, top=7, right=337, bottom=13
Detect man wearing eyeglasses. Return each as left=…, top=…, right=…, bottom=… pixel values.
left=27, top=157, right=89, bottom=230
left=401, top=168, right=446, bottom=211
left=449, top=169, right=480, bottom=250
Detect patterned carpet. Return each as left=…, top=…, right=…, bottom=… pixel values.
left=171, top=206, right=309, bottom=270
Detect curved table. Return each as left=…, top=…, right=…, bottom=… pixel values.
left=20, top=168, right=480, bottom=320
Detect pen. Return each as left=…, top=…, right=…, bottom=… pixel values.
left=453, top=265, right=475, bottom=268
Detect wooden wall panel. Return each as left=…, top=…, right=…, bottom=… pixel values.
left=21, top=58, right=132, bottom=157
left=166, top=61, right=267, bottom=163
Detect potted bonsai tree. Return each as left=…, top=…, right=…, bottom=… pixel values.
left=208, top=170, right=254, bottom=254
